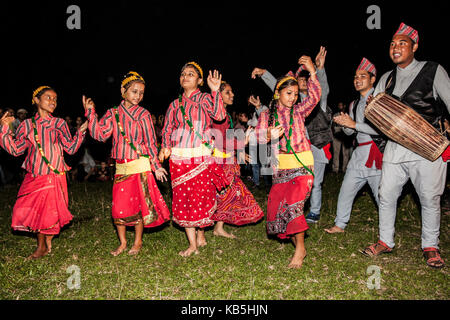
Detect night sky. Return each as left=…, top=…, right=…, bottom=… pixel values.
left=2, top=0, right=448, bottom=119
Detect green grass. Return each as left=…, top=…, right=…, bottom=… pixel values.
left=0, top=172, right=448, bottom=300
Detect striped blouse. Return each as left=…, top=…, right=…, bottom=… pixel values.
left=0, top=113, right=85, bottom=176
left=85, top=101, right=162, bottom=169
left=161, top=89, right=226, bottom=149
left=256, top=78, right=322, bottom=153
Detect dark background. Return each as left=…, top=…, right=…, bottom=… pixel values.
left=1, top=0, right=448, bottom=118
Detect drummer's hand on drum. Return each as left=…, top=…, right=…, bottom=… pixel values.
left=366, top=95, right=374, bottom=105
left=333, top=113, right=356, bottom=129
left=444, top=119, right=450, bottom=134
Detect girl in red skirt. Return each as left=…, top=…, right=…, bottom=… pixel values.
left=83, top=71, right=170, bottom=256
left=0, top=86, right=87, bottom=259
left=159, top=62, right=229, bottom=257
left=210, top=81, right=264, bottom=238
left=256, top=56, right=322, bottom=268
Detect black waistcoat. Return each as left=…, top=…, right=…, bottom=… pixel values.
left=385, top=61, right=445, bottom=132
left=304, top=102, right=333, bottom=149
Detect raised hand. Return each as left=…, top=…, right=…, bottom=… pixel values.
left=248, top=95, right=261, bottom=109
left=82, top=95, right=95, bottom=112
left=251, top=67, right=267, bottom=79
left=315, top=46, right=327, bottom=70
left=0, top=112, right=14, bottom=127
left=79, top=121, right=88, bottom=134
left=207, top=70, right=222, bottom=92
left=298, top=56, right=316, bottom=74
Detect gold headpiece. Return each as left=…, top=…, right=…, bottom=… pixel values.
left=275, top=76, right=297, bottom=91
left=274, top=76, right=297, bottom=99
left=32, top=86, right=51, bottom=104
left=121, top=71, right=145, bottom=88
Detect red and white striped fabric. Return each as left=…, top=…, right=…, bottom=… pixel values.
left=256, top=77, right=322, bottom=153
left=394, top=22, right=419, bottom=44
left=0, top=113, right=85, bottom=176
left=85, top=101, right=161, bottom=169
left=162, top=89, right=225, bottom=149
left=357, top=57, right=377, bottom=76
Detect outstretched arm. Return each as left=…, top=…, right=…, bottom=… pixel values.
left=0, top=114, right=28, bottom=156
left=251, top=67, right=277, bottom=92
left=82, top=95, right=114, bottom=142
left=58, top=119, right=87, bottom=155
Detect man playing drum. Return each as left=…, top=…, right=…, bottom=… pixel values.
left=361, top=23, right=450, bottom=269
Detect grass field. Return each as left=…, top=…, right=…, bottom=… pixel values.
left=0, top=171, right=448, bottom=300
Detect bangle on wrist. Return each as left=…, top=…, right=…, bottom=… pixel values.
left=310, top=70, right=317, bottom=76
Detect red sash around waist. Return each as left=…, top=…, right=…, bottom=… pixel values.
left=358, top=140, right=383, bottom=170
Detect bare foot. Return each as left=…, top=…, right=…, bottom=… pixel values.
left=110, top=244, right=127, bottom=256
left=324, top=225, right=345, bottom=234
left=288, top=249, right=307, bottom=269
left=196, top=233, right=207, bottom=247
left=128, top=243, right=142, bottom=256
left=213, top=229, right=237, bottom=239
left=27, top=247, right=49, bottom=260
left=179, top=247, right=199, bottom=257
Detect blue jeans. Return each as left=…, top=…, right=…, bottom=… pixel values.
left=309, top=162, right=327, bottom=215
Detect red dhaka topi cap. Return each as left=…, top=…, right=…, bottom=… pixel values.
left=357, top=57, right=376, bottom=76
left=394, top=22, right=419, bottom=44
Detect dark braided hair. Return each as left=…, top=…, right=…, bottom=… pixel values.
left=268, top=76, right=299, bottom=127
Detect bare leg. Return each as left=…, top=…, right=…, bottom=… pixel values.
left=196, top=228, right=207, bottom=247
left=291, top=236, right=297, bottom=247
left=45, top=235, right=54, bottom=253
left=213, top=221, right=236, bottom=239
left=111, top=225, right=127, bottom=256
left=288, top=232, right=307, bottom=269
left=128, top=221, right=143, bottom=255
left=28, top=233, right=49, bottom=260
left=179, top=227, right=199, bottom=257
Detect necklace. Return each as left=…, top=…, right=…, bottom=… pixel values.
left=113, top=106, right=150, bottom=159
left=227, top=112, right=233, bottom=129
left=178, top=95, right=213, bottom=150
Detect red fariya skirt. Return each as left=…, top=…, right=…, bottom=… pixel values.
left=266, top=168, right=313, bottom=239
left=112, top=163, right=170, bottom=228
left=11, top=173, right=72, bottom=235
left=211, top=163, right=264, bottom=225
left=170, top=156, right=229, bottom=228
